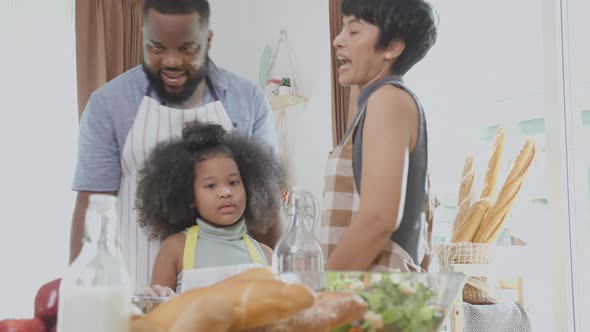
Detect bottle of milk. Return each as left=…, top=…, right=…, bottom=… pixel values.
left=57, top=194, right=131, bottom=332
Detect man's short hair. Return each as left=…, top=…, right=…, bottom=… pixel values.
left=143, top=0, right=210, bottom=26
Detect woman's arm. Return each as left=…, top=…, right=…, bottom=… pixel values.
left=150, top=233, right=185, bottom=291
left=326, top=85, right=419, bottom=271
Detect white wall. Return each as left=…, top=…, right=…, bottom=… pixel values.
left=207, top=0, right=269, bottom=82
left=209, top=0, right=332, bottom=201
left=0, top=0, right=78, bottom=319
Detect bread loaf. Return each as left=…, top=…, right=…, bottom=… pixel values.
left=226, top=267, right=276, bottom=282
left=130, top=296, right=237, bottom=332
left=473, top=140, right=535, bottom=243
left=130, top=316, right=165, bottom=332
left=231, top=280, right=315, bottom=330
left=169, top=296, right=234, bottom=332
left=480, top=128, right=505, bottom=199
left=453, top=187, right=471, bottom=232
left=247, top=291, right=368, bottom=332
left=462, top=155, right=474, bottom=179
left=452, top=198, right=492, bottom=243
left=453, top=169, right=475, bottom=232
left=142, top=278, right=315, bottom=331
left=458, top=165, right=475, bottom=207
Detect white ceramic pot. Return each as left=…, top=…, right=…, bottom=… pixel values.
left=278, top=86, right=293, bottom=96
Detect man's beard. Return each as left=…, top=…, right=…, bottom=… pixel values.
left=142, top=57, right=209, bottom=105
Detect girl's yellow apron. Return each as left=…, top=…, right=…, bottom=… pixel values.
left=177, top=225, right=264, bottom=292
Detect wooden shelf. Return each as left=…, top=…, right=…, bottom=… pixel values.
left=268, top=94, right=308, bottom=110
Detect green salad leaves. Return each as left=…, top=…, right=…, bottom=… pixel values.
left=327, top=272, right=444, bottom=332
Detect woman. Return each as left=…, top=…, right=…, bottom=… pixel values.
left=321, top=0, right=438, bottom=271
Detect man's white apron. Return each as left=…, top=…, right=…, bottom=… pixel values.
left=118, top=82, right=233, bottom=291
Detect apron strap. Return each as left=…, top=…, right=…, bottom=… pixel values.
left=205, top=77, right=220, bottom=102
left=340, top=104, right=367, bottom=145
left=183, top=225, right=200, bottom=270
left=182, top=225, right=264, bottom=270
left=242, top=235, right=264, bottom=265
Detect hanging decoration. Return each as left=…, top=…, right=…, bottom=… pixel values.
left=260, top=27, right=308, bottom=111
left=258, top=27, right=309, bottom=204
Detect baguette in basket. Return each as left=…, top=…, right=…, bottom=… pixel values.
left=451, top=198, right=492, bottom=243
left=473, top=139, right=535, bottom=243
left=451, top=129, right=535, bottom=244
left=480, top=128, right=505, bottom=200
left=453, top=156, right=475, bottom=233
left=442, top=132, right=535, bottom=305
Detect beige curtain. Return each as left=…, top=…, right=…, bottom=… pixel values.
left=76, top=0, right=144, bottom=118
left=329, top=0, right=359, bottom=147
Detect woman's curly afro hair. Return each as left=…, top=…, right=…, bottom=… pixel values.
left=135, top=120, right=286, bottom=240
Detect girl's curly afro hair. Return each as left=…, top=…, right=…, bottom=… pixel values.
left=135, top=120, right=286, bottom=240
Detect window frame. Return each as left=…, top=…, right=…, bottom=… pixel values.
left=542, top=0, right=576, bottom=330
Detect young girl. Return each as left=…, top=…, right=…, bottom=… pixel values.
left=135, top=120, right=285, bottom=296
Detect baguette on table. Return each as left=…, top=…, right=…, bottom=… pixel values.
left=169, top=296, right=234, bottom=332
left=246, top=291, right=368, bottom=332
left=139, top=270, right=314, bottom=331
left=130, top=296, right=235, bottom=332
left=130, top=318, right=164, bottom=332
left=130, top=268, right=274, bottom=332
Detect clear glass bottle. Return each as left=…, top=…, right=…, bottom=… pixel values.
left=272, top=187, right=325, bottom=289
left=57, top=194, right=131, bottom=332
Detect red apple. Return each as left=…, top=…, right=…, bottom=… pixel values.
left=33, top=278, right=61, bottom=325
left=0, top=318, right=47, bottom=332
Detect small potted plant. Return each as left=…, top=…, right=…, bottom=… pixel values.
left=278, top=77, right=292, bottom=96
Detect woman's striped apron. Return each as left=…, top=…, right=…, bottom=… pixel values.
left=320, top=106, right=419, bottom=272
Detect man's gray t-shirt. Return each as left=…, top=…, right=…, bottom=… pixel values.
left=72, top=62, right=278, bottom=191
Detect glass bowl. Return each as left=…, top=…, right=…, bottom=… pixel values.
left=278, top=271, right=466, bottom=332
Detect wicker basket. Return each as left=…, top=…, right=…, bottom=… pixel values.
left=435, top=242, right=498, bottom=304
left=463, top=277, right=493, bottom=304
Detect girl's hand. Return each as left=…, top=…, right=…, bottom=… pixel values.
left=142, top=284, right=176, bottom=297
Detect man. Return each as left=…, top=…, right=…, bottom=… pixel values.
left=70, top=0, right=281, bottom=291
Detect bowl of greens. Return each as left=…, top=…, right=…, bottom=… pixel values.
left=279, top=271, right=465, bottom=332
